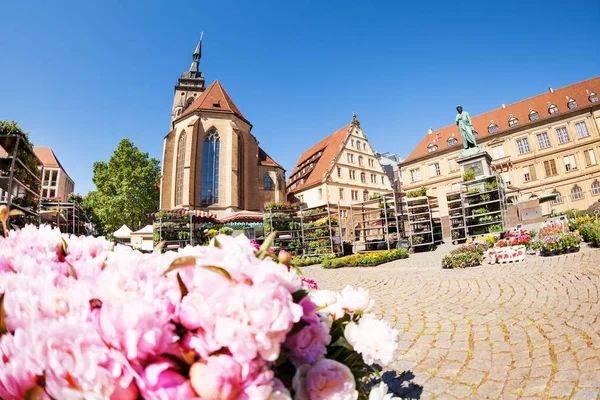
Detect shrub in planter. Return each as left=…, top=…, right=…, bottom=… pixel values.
left=442, top=252, right=482, bottom=269
left=484, top=179, right=498, bottom=190
left=466, top=188, right=481, bottom=196
left=407, top=186, right=427, bottom=198
left=410, top=235, right=425, bottom=245
left=462, top=170, right=476, bottom=181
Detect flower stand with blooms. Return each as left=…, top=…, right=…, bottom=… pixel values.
left=0, top=208, right=402, bottom=400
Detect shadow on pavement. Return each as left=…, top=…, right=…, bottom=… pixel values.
left=367, top=369, right=423, bottom=399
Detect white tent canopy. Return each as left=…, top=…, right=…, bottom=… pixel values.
left=131, top=225, right=154, bottom=236
left=113, top=225, right=132, bottom=239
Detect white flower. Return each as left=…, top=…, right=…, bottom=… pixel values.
left=344, top=314, right=399, bottom=365
left=369, top=382, right=399, bottom=400
left=309, top=290, right=338, bottom=309
left=268, top=378, right=292, bottom=400
left=337, top=285, right=374, bottom=313
left=322, top=303, right=346, bottom=321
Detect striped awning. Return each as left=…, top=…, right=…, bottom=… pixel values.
left=218, top=210, right=264, bottom=223
left=152, top=209, right=218, bottom=223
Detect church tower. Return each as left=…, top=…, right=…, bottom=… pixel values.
left=171, top=34, right=206, bottom=126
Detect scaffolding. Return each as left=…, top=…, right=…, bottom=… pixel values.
left=0, top=132, right=42, bottom=232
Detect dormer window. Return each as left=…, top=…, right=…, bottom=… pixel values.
left=447, top=137, right=458, bottom=147
left=508, top=115, right=519, bottom=128
left=428, top=144, right=438, bottom=153
left=529, top=109, right=539, bottom=121
left=589, top=92, right=598, bottom=103
left=488, top=121, right=499, bottom=134
left=212, top=100, right=221, bottom=108
left=567, top=98, right=577, bottom=109
left=548, top=103, right=559, bottom=115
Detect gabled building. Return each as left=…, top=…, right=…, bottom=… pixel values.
left=33, top=146, right=75, bottom=200
left=287, top=114, right=393, bottom=208
left=160, top=37, right=285, bottom=215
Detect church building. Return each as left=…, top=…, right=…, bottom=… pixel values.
left=160, top=37, right=286, bottom=216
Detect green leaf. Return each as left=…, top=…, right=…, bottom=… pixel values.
left=163, top=256, right=197, bottom=276
left=212, top=237, right=221, bottom=248
left=61, top=237, right=69, bottom=252
left=8, top=209, right=24, bottom=217
left=154, top=240, right=166, bottom=253
left=176, top=272, right=189, bottom=298
left=202, top=265, right=232, bottom=281
left=0, top=293, right=6, bottom=336
left=24, top=386, right=45, bottom=400
left=292, top=289, right=308, bottom=303
left=331, top=336, right=354, bottom=351
left=257, top=231, right=277, bottom=259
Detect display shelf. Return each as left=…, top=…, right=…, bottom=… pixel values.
left=39, top=200, right=90, bottom=235
left=350, top=192, right=406, bottom=253
left=461, top=175, right=507, bottom=239
left=404, top=194, right=441, bottom=250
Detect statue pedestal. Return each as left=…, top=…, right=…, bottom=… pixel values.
left=457, top=147, right=493, bottom=178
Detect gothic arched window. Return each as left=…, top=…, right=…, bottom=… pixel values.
left=202, top=128, right=220, bottom=206
left=175, top=131, right=186, bottom=205
left=571, top=185, right=584, bottom=201
left=264, top=174, right=274, bottom=190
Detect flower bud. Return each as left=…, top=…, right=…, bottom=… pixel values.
left=278, top=250, right=292, bottom=265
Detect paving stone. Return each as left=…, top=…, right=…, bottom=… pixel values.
left=303, top=245, right=600, bottom=399
left=475, top=380, right=504, bottom=398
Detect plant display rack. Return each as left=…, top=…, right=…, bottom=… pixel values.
left=349, top=192, right=406, bottom=253
left=404, top=195, right=441, bottom=251
left=264, top=206, right=304, bottom=256
left=154, top=213, right=194, bottom=250
left=263, top=204, right=343, bottom=257
left=0, top=132, right=42, bottom=232
left=302, top=203, right=341, bottom=257
left=40, top=199, right=89, bottom=235
left=461, top=175, right=507, bottom=238
left=447, top=191, right=466, bottom=244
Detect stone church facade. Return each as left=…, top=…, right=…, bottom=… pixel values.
left=160, top=38, right=285, bottom=216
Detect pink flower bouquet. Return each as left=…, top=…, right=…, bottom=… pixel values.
left=0, top=225, right=399, bottom=399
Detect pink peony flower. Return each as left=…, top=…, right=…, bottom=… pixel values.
left=300, top=277, right=318, bottom=290
left=137, top=358, right=197, bottom=400
left=189, top=355, right=243, bottom=400
left=285, top=315, right=331, bottom=366
left=0, top=321, right=121, bottom=400
left=293, top=359, right=358, bottom=400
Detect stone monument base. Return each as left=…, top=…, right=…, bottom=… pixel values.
left=457, top=147, right=493, bottom=178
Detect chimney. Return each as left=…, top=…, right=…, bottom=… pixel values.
left=427, top=128, right=433, bottom=135
left=501, top=102, right=506, bottom=109
left=549, top=86, right=554, bottom=93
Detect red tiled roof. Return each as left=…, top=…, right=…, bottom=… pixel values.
left=287, top=124, right=351, bottom=192
left=33, top=146, right=60, bottom=168
left=181, top=80, right=247, bottom=122
left=258, top=147, right=284, bottom=170
left=404, top=76, right=600, bottom=163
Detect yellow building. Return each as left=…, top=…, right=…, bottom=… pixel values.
left=160, top=38, right=285, bottom=216
left=400, top=77, right=600, bottom=236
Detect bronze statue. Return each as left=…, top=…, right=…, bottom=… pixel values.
left=455, top=106, right=477, bottom=150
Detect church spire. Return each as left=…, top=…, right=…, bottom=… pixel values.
left=189, top=32, right=203, bottom=78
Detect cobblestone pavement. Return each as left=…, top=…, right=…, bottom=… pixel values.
left=303, top=243, right=600, bottom=400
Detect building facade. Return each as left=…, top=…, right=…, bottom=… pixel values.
left=33, top=146, right=75, bottom=200
left=160, top=38, right=285, bottom=216
left=400, top=77, right=600, bottom=236
left=287, top=114, right=393, bottom=239
left=376, top=152, right=403, bottom=192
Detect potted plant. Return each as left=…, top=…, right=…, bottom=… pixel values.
left=480, top=193, right=491, bottom=202
left=485, top=179, right=498, bottom=191
left=410, top=235, right=425, bottom=245
left=463, top=170, right=476, bottom=181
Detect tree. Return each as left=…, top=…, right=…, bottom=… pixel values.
left=83, top=138, right=160, bottom=236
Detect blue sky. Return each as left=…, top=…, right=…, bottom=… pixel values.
left=1, top=0, right=598, bottom=195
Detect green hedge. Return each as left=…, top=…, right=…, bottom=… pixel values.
left=291, top=255, right=335, bottom=267
left=321, top=249, right=409, bottom=269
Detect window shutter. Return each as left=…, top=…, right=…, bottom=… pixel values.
left=530, top=165, right=537, bottom=181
